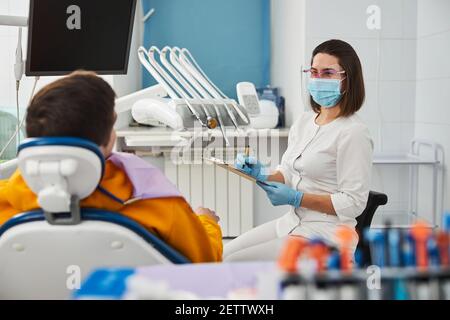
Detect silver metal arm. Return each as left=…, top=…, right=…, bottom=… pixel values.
left=148, top=47, right=220, bottom=130
left=180, top=48, right=250, bottom=125
left=159, top=47, right=218, bottom=130
left=170, top=48, right=230, bottom=145
left=138, top=47, right=206, bottom=127
left=176, top=49, right=241, bottom=130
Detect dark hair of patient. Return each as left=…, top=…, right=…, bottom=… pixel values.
left=26, top=71, right=116, bottom=146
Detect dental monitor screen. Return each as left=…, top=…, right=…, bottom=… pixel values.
left=26, top=0, right=137, bottom=76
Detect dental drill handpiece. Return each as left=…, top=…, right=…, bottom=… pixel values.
left=188, top=76, right=240, bottom=131
left=147, top=47, right=208, bottom=128
left=178, top=49, right=241, bottom=131
left=181, top=48, right=249, bottom=125
left=160, top=48, right=218, bottom=130
left=173, top=50, right=229, bottom=144
left=141, top=47, right=207, bottom=128
left=212, top=103, right=229, bottom=146
left=170, top=48, right=230, bottom=146
left=160, top=47, right=218, bottom=130
left=181, top=48, right=250, bottom=125
left=139, top=47, right=206, bottom=128
left=169, top=47, right=224, bottom=129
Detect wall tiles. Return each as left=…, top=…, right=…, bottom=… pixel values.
left=0, top=36, right=15, bottom=108
left=382, top=122, right=415, bottom=153
left=414, top=0, right=450, bottom=224
left=378, top=39, right=417, bottom=81
left=361, top=80, right=416, bottom=123
left=416, top=31, right=450, bottom=80
left=271, top=0, right=306, bottom=125
left=366, top=121, right=415, bottom=154
left=0, top=0, right=10, bottom=36
left=8, top=0, right=29, bottom=16
left=402, top=0, right=418, bottom=39
left=0, top=1, right=9, bottom=14
left=414, top=122, right=450, bottom=220
left=306, top=0, right=406, bottom=39
left=0, top=36, right=11, bottom=76
left=417, top=0, right=450, bottom=38
left=0, top=78, right=12, bottom=107
left=415, top=78, right=450, bottom=125
left=371, top=165, right=411, bottom=212
left=0, top=26, right=11, bottom=37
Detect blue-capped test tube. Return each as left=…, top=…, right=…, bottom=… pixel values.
left=364, top=229, right=385, bottom=268
left=402, top=232, right=416, bottom=268
left=427, top=237, right=440, bottom=267
left=445, top=212, right=450, bottom=263
left=388, top=229, right=401, bottom=267
left=327, top=250, right=341, bottom=271
left=444, top=212, right=450, bottom=232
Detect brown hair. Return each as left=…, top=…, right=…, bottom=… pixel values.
left=26, top=71, right=116, bottom=146
left=310, top=39, right=365, bottom=117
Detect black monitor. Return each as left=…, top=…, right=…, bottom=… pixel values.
left=26, top=0, right=137, bottom=76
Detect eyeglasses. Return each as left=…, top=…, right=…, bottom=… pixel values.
left=302, top=67, right=346, bottom=79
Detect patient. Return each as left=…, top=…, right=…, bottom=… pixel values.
left=0, top=71, right=223, bottom=263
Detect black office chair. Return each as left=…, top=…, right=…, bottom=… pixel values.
left=355, top=191, right=388, bottom=265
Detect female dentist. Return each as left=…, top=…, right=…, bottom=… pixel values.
left=224, top=39, right=373, bottom=261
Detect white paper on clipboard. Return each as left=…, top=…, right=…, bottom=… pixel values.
left=203, top=157, right=270, bottom=186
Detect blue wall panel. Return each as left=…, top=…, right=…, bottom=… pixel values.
left=141, top=0, right=270, bottom=98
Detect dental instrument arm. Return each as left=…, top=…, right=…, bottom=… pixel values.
left=138, top=47, right=206, bottom=127
left=169, top=48, right=215, bottom=104
left=160, top=47, right=201, bottom=98
left=148, top=47, right=220, bottom=130
left=170, top=48, right=230, bottom=145
left=181, top=49, right=227, bottom=99
left=159, top=47, right=217, bottom=129
left=138, top=48, right=180, bottom=99
left=180, top=48, right=250, bottom=125
left=177, top=49, right=241, bottom=130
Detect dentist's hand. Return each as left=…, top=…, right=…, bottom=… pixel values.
left=235, top=154, right=267, bottom=182
left=257, top=181, right=304, bottom=208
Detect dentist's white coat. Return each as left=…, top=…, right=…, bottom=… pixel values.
left=276, top=111, right=373, bottom=251
left=224, top=111, right=373, bottom=261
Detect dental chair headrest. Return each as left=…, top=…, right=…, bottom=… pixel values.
left=18, top=137, right=105, bottom=216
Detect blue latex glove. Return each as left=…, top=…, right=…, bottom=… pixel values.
left=257, top=181, right=304, bottom=208
left=234, top=154, right=267, bottom=182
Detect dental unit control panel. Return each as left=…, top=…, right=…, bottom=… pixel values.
left=237, top=82, right=261, bottom=116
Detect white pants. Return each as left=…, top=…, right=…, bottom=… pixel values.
left=223, top=219, right=292, bottom=262
left=223, top=216, right=357, bottom=262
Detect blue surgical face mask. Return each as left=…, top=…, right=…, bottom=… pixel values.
left=307, top=78, right=344, bottom=108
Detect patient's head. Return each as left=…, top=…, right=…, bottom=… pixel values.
left=26, top=71, right=117, bottom=157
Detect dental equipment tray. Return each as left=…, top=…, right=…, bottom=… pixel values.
left=172, top=99, right=250, bottom=128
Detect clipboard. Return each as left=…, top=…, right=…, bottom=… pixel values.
left=203, top=157, right=270, bottom=186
